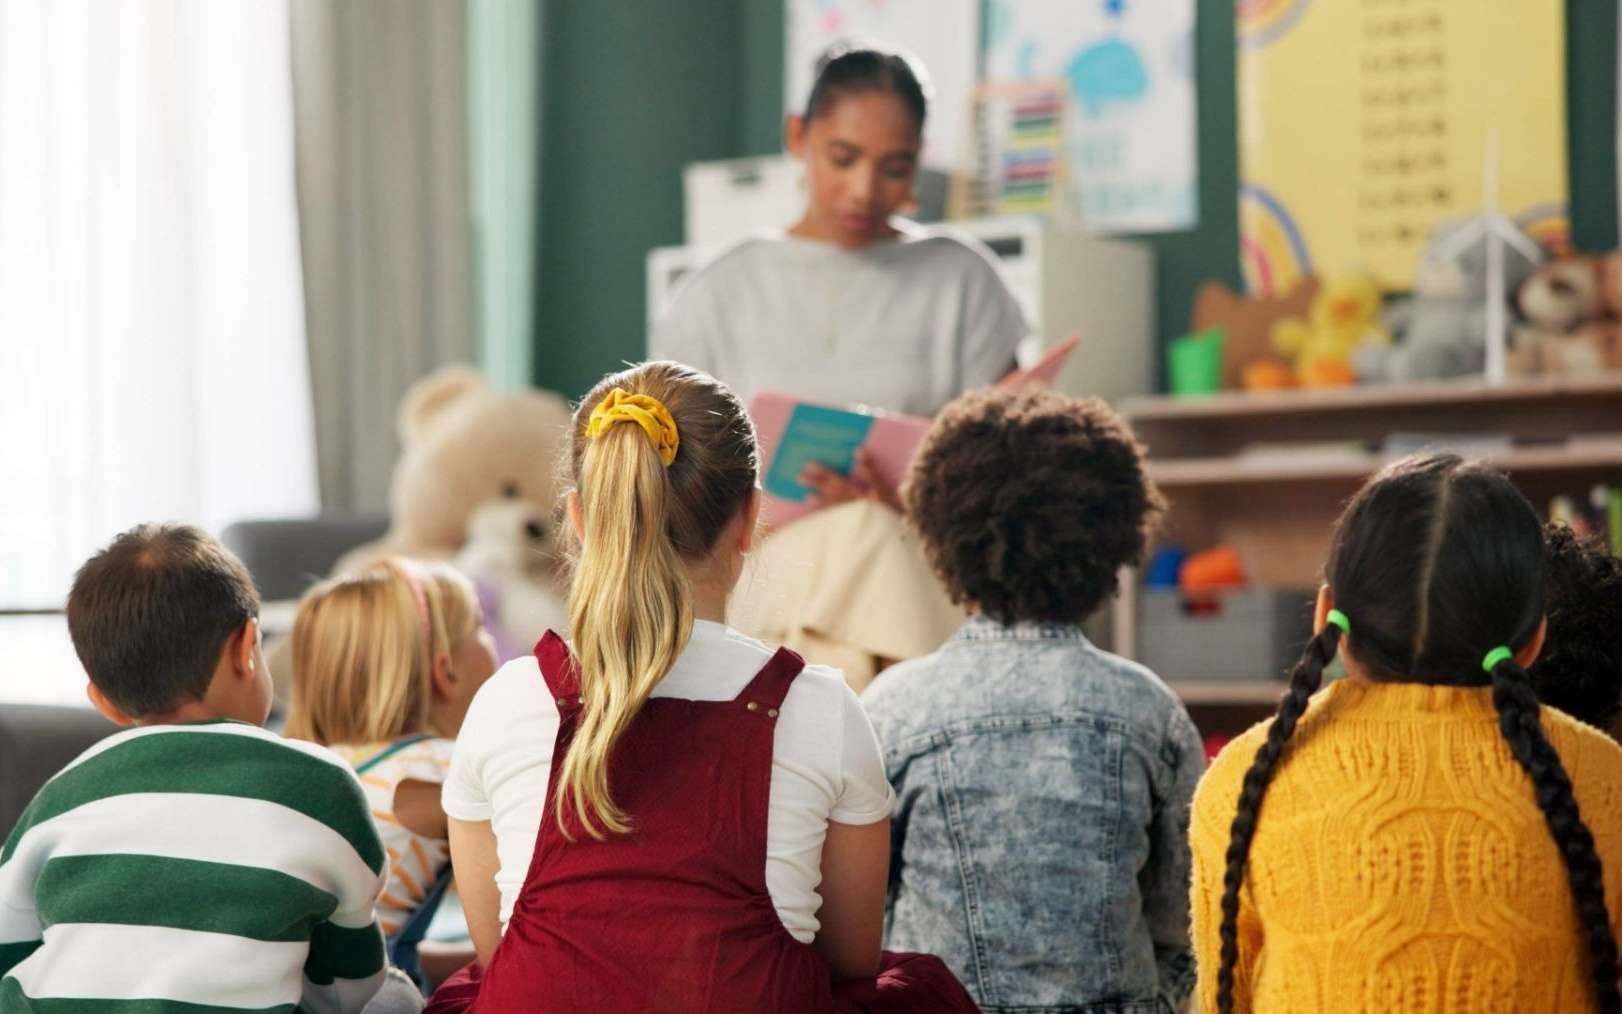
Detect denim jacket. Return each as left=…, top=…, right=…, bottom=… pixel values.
left=862, top=616, right=1204, bottom=1013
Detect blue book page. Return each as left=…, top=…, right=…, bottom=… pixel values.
left=764, top=404, right=876, bottom=503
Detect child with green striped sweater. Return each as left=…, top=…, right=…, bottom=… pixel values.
left=0, top=524, right=417, bottom=1013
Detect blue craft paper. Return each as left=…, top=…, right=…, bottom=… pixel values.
left=764, top=404, right=875, bottom=503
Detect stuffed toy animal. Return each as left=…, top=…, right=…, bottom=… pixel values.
left=1192, top=276, right=1320, bottom=389
left=1270, top=275, right=1388, bottom=388
left=1512, top=252, right=1622, bottom=374
left=453, top=495, right=570, bottom=660
left=1361, top=215, right=1543, bottom=384
left=335, top=365, right=574, bottom=656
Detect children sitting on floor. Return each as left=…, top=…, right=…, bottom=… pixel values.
left=0, top=524, right=419, bottom=1013
left=1529, top=522, right=1622, bottom=740
left=862, top=386, right=1203, bottom=1012
left=426, top=361, right=977, bottom=1012
left=1191, top=454, right=1622, bottom=1013
left=286, top=558, right=498, bottom=989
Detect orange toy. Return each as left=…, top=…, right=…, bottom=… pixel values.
left=1179, top=546, right=1246, bottom=592
left=1241, top=359, right=1297, bottom=391
left=1298, top=359, right=1357, bottom=388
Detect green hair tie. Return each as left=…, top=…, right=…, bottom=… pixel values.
left=1482, top=645, right=1515, bottom=673
left=1325, top=609, right=1351, bottom=635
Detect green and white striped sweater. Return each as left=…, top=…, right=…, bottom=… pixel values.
left=0, top=720, right=389, bottom=1013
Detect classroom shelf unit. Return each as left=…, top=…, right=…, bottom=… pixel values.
left=1114, top=371, right=1622, bottom=738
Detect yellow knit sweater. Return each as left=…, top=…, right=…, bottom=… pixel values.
left=1191, top=679, right=1622, bottom=1013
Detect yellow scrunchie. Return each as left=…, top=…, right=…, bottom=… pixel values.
left=585, top=388, right=680, bottom=466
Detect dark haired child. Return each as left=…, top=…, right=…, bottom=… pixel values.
left=1530, top=522, right=1622, bottom=740
left=1191, top=455, right=1622, bottom=1013
left=863, top=386, right=1204, bottom=1012
left=0, top=524, right=418, bottom=1012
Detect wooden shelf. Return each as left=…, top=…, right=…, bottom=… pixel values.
left=1168, top=680, right=1288, bottom=705
left=1148, top=442, right=1622, bottom=488
left=1110, top=371, right=1622, bottom=730
left=1122, top=371, right=1622, bottom=423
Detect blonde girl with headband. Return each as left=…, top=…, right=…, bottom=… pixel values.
left=286, top=559, right=498, bottom=974
left=1190, top=453, right=1622, bottom=1012
left=427, top=361, right=976, bottom=1012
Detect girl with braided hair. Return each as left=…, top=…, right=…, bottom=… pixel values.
left=1190, top=453, right=1622, bottom=1012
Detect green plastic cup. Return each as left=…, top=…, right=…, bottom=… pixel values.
left=1168, top=327, right=1225, bottom=397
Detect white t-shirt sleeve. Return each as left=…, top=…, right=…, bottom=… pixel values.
left=829, top=680, right=896, bottom=825
left=957, top=251, right=1029, bottom=391
left=443, top=688, right=499, bottom=823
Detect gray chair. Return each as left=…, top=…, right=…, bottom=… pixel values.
left=0, top=704, right=117, bottom=839
left=220, top=514, right=389, bottom=601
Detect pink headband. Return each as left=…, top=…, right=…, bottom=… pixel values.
left=386, top=560, right=431, bottom=647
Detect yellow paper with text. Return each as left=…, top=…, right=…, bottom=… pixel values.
left=1237, top=0, right=1567, bottom=295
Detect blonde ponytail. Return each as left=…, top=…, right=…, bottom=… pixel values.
left=555, top=363, right=758, bottom=840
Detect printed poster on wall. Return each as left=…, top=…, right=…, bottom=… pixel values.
left=1238, top=0, right=1568, bottom=295
left=982, top=0, right=1199, bottom=234
left=785, top=0, right=980, bottom=173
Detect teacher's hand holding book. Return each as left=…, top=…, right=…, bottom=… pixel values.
left=800, top=449, right=904, bottom=513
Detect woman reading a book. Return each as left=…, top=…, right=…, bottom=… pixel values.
left=652, top=43, right=1029, bottom=686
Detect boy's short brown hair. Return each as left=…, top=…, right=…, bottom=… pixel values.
left=67, top=523, right=261, bottom=717
left=905, top=386, right=1164, bottom=626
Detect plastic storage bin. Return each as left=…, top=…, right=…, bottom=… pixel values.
left=1137, top=586, right=1315, bottom=681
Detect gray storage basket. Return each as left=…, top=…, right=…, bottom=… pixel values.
left=1137, top=586, right=1316, bottom=681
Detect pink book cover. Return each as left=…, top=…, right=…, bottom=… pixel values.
left=751, top=393, right=930, bottom=527
left=999, top=334, right=1080, bottom=389
left=751, top=335, right=1079, bottom=527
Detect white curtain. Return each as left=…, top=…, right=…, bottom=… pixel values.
left=290, top=0, right=473, bottom=512
left=0, top=0, right=317, bottom=609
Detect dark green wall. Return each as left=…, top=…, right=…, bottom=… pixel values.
left=535, top=0, right=1618, bottom=398
left=534, top=1, right=745, bottom=400
left=739, top=1, right=786, bottom=156
left=1567, top=0, right=1618, bottom=253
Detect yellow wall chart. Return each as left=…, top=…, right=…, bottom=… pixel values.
left=1238, top=0, right=1567, bottom=296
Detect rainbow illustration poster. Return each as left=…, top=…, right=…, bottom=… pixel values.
left=984, top=0, right=1198, bottom=234
left=1238, top=0, right=1567, bottom=295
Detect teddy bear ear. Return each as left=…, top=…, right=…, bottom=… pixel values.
left=1192, top=280, right=1241, bottom=330
left=399, top=365, right=488, bottom=444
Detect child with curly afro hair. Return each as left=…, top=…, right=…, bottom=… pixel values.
left=1530, top=523, right=1622, bottom=740
left=862, top=385, right=1204, bottom=1011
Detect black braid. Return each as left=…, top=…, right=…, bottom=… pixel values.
left=1489, top=656, right=1622, bottom=1013
left=1215, top=624, right=1341, bottom=1014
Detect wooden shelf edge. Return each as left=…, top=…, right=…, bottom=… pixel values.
left=1122, top=371, right=1622, bottom=423
left=1168, top=680, right=1288, bottom=705
left=1148, top=444, right=1622, bottom=488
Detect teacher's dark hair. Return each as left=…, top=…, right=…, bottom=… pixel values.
left=1213, top=453, right=1620, bottom=1014
left=804, top=42, right=929, bottom=130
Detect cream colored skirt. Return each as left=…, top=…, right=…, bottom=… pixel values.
left=728, top=501, right=967, bottom=692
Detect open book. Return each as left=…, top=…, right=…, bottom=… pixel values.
left=752, top=336, right=1080, bottom=526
